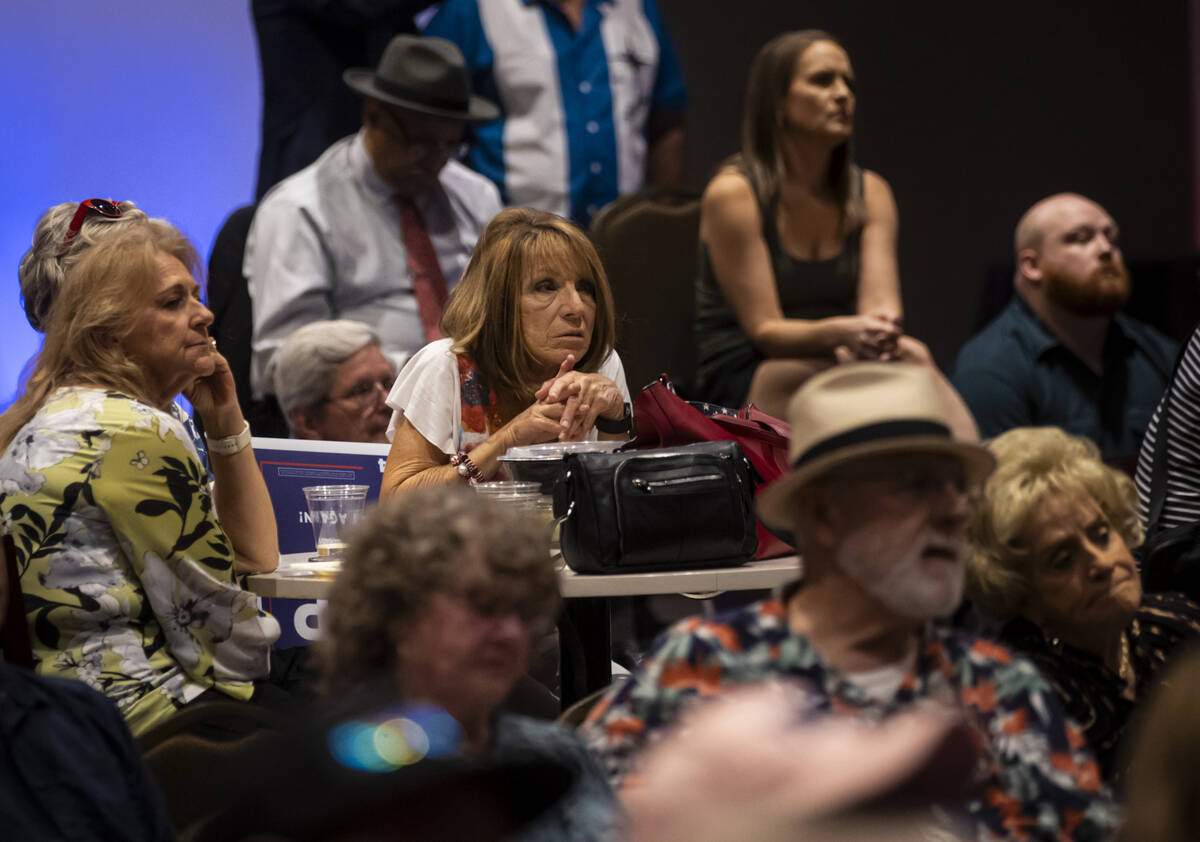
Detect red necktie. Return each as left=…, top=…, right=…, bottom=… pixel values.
left=398, top=198, right=448, bottom=342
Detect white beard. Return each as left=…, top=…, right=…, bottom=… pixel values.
left=836, top=528, right=965, bottom=620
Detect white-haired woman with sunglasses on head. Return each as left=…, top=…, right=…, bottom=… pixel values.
left=20, top=198, right=144, bottom=332
left=19, top=198, right=216, bottom=467
left=0, top=215, right=284, bottom=737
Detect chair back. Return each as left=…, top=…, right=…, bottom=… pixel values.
left=589, top=187, right=702, bottom=394
left=556, top=677, right=628, bottom=730
left=0, top=534, right=33, bottom=669
left=207, top=204, right=289, bottom=437
left=140, top=700, right=281, bottom=835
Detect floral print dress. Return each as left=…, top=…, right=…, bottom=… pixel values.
left=0, top=387, right=279, bottom=736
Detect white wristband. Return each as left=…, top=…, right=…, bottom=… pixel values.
left=205, top=420, right=251, bottom=456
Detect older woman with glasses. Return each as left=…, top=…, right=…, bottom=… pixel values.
left=320, top=484, right=618, bottom=841
left=965, top=426, right=1200, bottom=783
left=273, top=319, right=396, bottom=443
left=0, top=215, right=282, bottom=737
left=382, top=207, right=630, bottom=490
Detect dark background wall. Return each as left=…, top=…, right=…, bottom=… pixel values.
left=1, top=1, right=1193, bottom=406
left=656, top=0, right=1197, bottom=365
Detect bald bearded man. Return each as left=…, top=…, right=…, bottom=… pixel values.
left=953, top=192, right=1176, bottom=469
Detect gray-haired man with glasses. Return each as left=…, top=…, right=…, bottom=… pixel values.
left=273, top=320, right=397, bottom=443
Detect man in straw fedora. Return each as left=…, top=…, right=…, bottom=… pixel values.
left=247, top=34, right=503, bottom=402
left=583, top=362, right=1119, bottom=840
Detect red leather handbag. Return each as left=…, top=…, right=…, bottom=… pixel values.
left=630, top=375, right=794, bottom=559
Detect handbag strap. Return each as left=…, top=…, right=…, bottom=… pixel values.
left=1147, top=339, right=1192, bottom=539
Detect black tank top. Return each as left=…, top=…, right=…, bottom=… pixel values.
left=694, top=167, right=863, bottom=403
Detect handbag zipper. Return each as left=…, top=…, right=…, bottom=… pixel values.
left=631, top=473, right=724, bottom=492
left=613, top=450, right=738, bottom=557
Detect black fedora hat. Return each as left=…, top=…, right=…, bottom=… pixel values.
left=344, top=34, right=499, bottom=121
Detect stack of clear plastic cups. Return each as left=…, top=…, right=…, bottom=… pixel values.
left=472, top=481, right=557, bottom=553
left=471, top=481, right=543, bottom=511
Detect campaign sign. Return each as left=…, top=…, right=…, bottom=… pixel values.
left=260, top=597, right=327, bottom=649
left=252, top=437, right=391, bottom=555
left=252, top=438, right=390, bottom=648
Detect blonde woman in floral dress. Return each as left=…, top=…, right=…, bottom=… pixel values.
left=0, top=217, right=280, bottom=737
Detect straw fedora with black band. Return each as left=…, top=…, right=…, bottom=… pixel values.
left=343, top=35, right=499, bottom=122
left=757, top=363, right=996, bottom=532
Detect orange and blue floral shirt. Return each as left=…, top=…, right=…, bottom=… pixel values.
left=581, top=598, right=1120, bottom=841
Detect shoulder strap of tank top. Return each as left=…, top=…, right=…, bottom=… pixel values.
left=734, top=160, right=781, bottom=251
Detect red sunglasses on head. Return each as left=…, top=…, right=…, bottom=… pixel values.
left=57, top=198, right=124, bottom=257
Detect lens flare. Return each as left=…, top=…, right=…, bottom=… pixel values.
left=328, top=705, right=463, bottom=772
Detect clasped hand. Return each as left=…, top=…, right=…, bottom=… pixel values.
left=841, top=310, right=903, bottom=362
left=510, top=355, right=623, bottom=445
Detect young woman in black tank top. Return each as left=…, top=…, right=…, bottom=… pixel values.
left=695, top=30, right=968, bottom=428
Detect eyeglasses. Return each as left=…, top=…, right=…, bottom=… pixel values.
left=376, top=107, right=465, bottom=160
left=452, top=584, right=551, bottom=631
left=321, top=378, right=391, bottom=409
left=58, top=198, right=123, bottom=257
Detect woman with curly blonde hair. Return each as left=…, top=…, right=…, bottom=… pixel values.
left=965, top=426, right=1200, bottom=782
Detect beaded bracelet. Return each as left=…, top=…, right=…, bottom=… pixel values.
left=449, top=451, right=484, bottom=483
left=205, top=420, right=251, bottom=456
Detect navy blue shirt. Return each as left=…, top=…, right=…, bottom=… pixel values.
left=953, top=295, right=1177, bottom=469
left=0, top=664, right=173, bottom=841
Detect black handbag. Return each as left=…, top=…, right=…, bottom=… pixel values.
left=552, top=441, right=758, bottom=574
left=1137, top=344, right=1200, bottom=601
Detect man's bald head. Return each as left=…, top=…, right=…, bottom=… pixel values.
left=1012, top=192, right=1128, bottom=317
left=1013, top=193, right=1104, bottom=258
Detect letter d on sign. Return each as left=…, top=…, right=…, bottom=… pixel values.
left=294, top=600, right=326, bottom=642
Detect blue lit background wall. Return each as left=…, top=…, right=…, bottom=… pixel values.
left=1, top=1, right=260, bottom=409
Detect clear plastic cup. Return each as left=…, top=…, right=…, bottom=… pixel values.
left=472, top=481, right=543, bottom=508
left=473, top=481, right=557, bottom=552
left=302, top=485, right=369, bottom=559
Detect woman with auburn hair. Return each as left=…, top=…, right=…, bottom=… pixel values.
left=965, top=426, right=1200, bottom=782
left=382, top=207, right=630, bottom=491
left=695, top=30, right=940, bottom=417
left=0, top=218, right=281, bottom=736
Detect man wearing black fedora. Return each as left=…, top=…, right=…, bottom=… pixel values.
left=246, top=34, right=503, bottom=400
left=582, top=363, right=1120, bottom=840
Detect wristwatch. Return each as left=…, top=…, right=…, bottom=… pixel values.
left=594, top=402, right=633, bottom=435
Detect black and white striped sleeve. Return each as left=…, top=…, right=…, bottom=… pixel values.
left=1136, top=325, right=1200, bottom=531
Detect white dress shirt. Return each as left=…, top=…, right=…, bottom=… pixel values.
left=245, top=130, right=503, bottom=396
